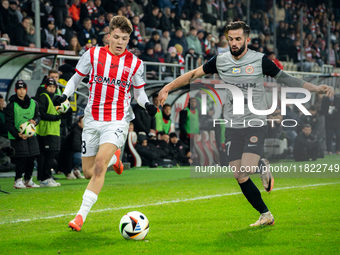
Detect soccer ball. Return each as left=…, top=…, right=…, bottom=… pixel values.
left=119, top=211, right=149, bottom=240
left=56, top=99, right=70, bottom=114
left=19, top=121, right=36, bottom=137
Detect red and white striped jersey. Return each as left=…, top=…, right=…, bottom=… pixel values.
left=75, top=45, right=146, bottom=122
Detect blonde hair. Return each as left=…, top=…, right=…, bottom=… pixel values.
left=109, top=16, right=133, bottom=35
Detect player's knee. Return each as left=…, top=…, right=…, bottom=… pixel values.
left=93, top=159, right=106, bottom=177
left=83, top=172, right=92, bottom=179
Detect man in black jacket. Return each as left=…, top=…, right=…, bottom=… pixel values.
left=135, top=133, right=159, bottom=167
left=11, top=17, right=36, bottom=47
left=36, top=78, right=71, bottom=187
left=293, top=124, right=320, bottom=161
left=320, top=94, right=340, bottom=154
left=5, top=80, right=40, bottom=188
left=132, top=103, right=156, bottom=136
left=169, top=132, right=191, bottom=166
left=58, top=115, right=84, bottom=179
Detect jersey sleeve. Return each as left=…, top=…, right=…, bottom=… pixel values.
left=131, top=60, right=146, bottom=89
left=203, top=55, right=218, bottom=74
left=262, top=56, right=281, bottom=77
left=75, top=49, right=92, bottom=76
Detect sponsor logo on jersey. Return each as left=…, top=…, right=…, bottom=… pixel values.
left=123, top=66, right=131, bottom=74
left=250, top=136, right=258, bottom=143
left=93, top=75, right=131, bottom=88
left=232, top=68, right=241, bottom=74
left=110, top=63, right=119, bottom=69
left=245, top=66, right=254, bottom=74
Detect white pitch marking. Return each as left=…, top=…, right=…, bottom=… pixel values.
left=1, top=182, right=339, bottom=225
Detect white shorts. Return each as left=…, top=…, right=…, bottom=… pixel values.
left=82, top=114, right=129, bottom=157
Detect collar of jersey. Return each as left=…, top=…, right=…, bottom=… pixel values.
left=105, top=45, right=128, bottom=58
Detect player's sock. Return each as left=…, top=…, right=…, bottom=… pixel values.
left=239, top=178, right=269, bottom=214
left=77, top=189, right=98, bottom=222
left=108, top=155, right=117, bottom=167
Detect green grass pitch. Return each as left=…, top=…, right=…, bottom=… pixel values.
left=0, top=156, right=339, bottom=255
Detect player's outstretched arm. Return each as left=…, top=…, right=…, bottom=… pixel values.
left=302, top=83, right=335, bottom=98
left=134, top=86, right=157, bottom=117
left=53, top=72, right=85, bottom=106
left=159, top=65, right=206, bottom=106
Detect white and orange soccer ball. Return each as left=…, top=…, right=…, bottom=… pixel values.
left=19, top=121, right=36, bottom=137
left=56, top=99, right=70, bottom=114
left=119, top=211, right=149, bottom=240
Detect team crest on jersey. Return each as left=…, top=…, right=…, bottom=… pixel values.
left=245, top=66, right=254, bottom=74
left=123, top=66, right=131, bottom=74
left=250, top=136, right=258, bottom=143
left=232, top=68, right=241, bottom=74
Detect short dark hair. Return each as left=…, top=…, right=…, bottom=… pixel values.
left=83, top=18, right=91, bottom=24
left=163, top=103, right=171, bottom=109
left=48, top=69, right=58, bottom=76
left=309, top=105, right=317, bottom=111
left=109, top=16, right=133, bottom=35
left=190, top=26, right=197, bottom=31
left=226, top=21, right=250, bottom=38
left=303, top=124, right=312, bottom=129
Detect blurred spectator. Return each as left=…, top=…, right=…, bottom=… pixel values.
left=164, top=46, right=179, bottom=77
left=28, top=0, right=50, bottom=28
left=169, top=132, right=191, bottom=166
left=190, top=11, right=204, bottom=31
left=193, top=0, right=203, bottom=16
left=125, top=0, right=141, bottom=17
left=78, top=17, right=97, bottom=46
left=93, top=14, right=106, bottom=33
left=320, top=95, right=340, bottom=154
left=143, top=5, right=161, bottom=36
left=249, top=12, right=262, bottom=34
left=160, top=104, right=174, bottom=134
left=0, top=94, right=6, bottom=138
left=174, top=44, right=185, bottom=75
left=160, top=30, right=171, bottom=53
left=267, top=113, right=286, bottom=140
left=99, top=32, right=109, bottom=47
left=135, top=133, right=159, bottom=167
left=0, top=0, right=11, bottom=35
left=0, top=34, right=10, bottom=45
left=283, top=104, right=300, bottom=149
left=58, top=115, right=85, bottom=179
left=267, top=52, right=284, bottom=70
left=203, top=33, right=216, bottom=59
left=66, top=36, right=82, bottom=66
left=104, top=0, right=124, bottom=15
left=169, top=8, right=181, bottom=32
left=129, top=15, right=145, bottom=51
left=59, top=16, right=76, bottom=46
left=268, top=0, right=286, bottom=24
left=145, top=31, right=161, bottom=52
left=158, top=8, right=171, bottom=32
left=168, top=28, right=188, bottom=55
left=235, top=0, right=246, bottom=21
left=186, top=27, right=203, bottom=56
left=152, top=95, right=163, bottom=133
left=27, top=20, right=36, bottom=45
left=79, top=38, right=93, bottom=56
left=69, top=0, right=81, bottom=26
left=132, top=103, right=156, bottom=136
left=52, top=0, right=70, bottom=29
left=36, top=78, right=69, bottom=187
left=8, top=0, right=22, bottom=27
left=153, top=43, right=164, bottom=62
left=5, top=80, right=40, bottom=188
left=41, top=17, right=57, bottom=49
left=59, top=63, right=75, bottom=81
left=140, top=44, right=160, bottom=79
left=225, top=1, right=237, bottom=22
left=80, top=0, right=99, bottom=23
left=94, top=0, right=105, bottom=16
left=299, top=105, right=320, bottom=135
left=182, top=0, right=195, bottom=20
left=248, top=38, right=261, bottom=52
left=217, top=40, right=229, bottom=54
left=293, top=124, right=320, bottom=161
left=11, top=17, right=36, bottom=47
left=179, top=98, right=200, bottom=145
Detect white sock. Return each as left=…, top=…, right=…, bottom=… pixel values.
left=108, top=155, right=117, bottom=167
left=77, top=189, right=98, bottom=222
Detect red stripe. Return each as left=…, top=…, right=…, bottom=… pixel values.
left=116, top=53, right=133, bottom=120
left=133, top=83, right=145, bottom=89
left=104, top=54, right=119, bottom=121
left=92, top=47, right=107, bottom=120
left=75, top=69, right=86, bottom=76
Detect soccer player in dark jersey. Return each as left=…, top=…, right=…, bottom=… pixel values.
left=158, top=21, right=334, bottom=226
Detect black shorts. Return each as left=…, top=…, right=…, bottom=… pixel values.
left=225, top=126, right=267, bottom=162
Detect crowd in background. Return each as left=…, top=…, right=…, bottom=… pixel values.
left=0, top=0, right=340, bottom=71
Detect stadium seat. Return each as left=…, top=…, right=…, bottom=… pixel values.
left=202, top=131, right=214, bottom=165
left=264, top=138, right=288, bottom=158
left=127, top=132, right=142, bottom=167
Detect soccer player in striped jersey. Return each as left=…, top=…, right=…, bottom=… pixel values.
left=158, top=21, right=334, bottom=227
left=54, top=16, right=157, bottom=231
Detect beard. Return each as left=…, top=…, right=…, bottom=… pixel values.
left=230, top=41, right=246, bottom=57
